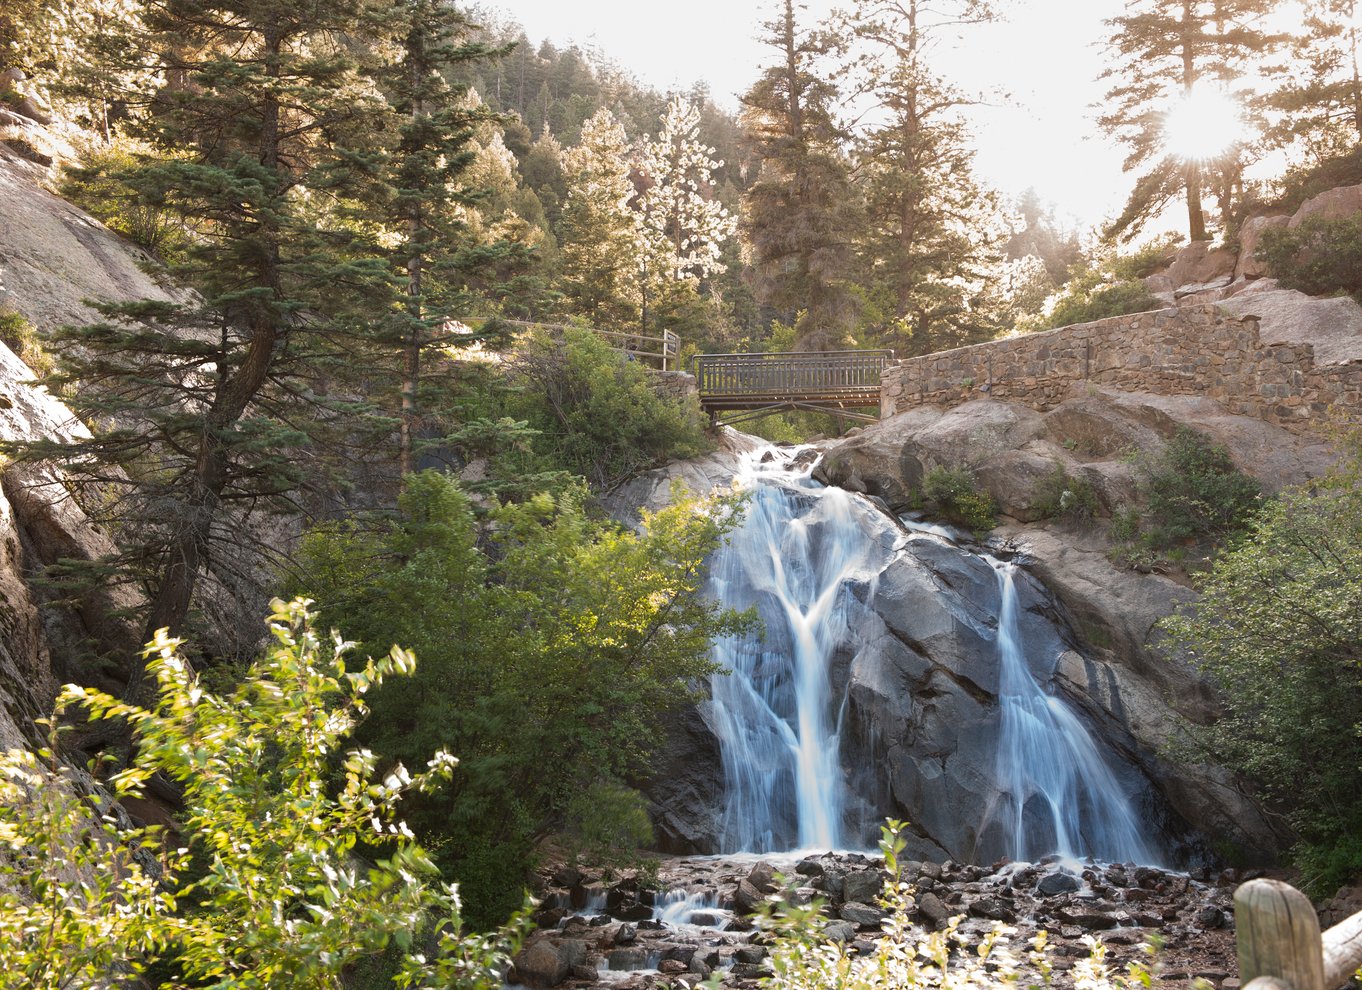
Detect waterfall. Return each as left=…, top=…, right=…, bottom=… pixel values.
left=981, top=560, right=1154, bottom=864
left=701, top=444, right=1157, bottom=864
left=705, top=448, right=884, bottom=853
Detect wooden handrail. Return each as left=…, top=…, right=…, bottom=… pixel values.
left=1236, top=878, right=1362, bottom=990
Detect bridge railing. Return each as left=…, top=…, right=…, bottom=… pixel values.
left=1235, top=878, right=1362, bottom=990
left=692, top=349, right=895, bottom=399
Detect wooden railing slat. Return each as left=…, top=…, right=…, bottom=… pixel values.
left=1236, top=879, right=1327, bottom=990
left=1323, top=908, right=1362, bottom=988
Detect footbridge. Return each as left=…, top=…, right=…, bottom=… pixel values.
left=692, top=349, right=895, bottom=426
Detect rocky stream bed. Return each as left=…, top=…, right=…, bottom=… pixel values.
left=510, top=853, right=1258, bottom=990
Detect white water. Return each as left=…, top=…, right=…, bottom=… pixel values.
left=702, top=445, right=1157, bottom=865
left=706, top=448, right=883, bottom=853
left=980, top=560, right=1155, bottom=864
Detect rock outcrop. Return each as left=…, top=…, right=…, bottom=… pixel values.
left=0, top=147, right=186, bottom=332
left=0, top=337, right=145, bottom=748
left=622, top=391, right=1308, bottom=864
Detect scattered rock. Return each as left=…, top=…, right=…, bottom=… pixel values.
left=1036, top=871, right=1082, bottom=897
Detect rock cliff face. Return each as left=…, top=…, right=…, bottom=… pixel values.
left=625, top=389, right=1317, bottom=864
left=0, top=338, right=145, bottom=749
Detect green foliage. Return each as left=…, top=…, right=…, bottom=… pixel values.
left=0, top=736, right=174, bottom=989
left=0, top=599, right=524, bottom=989
left=1142, top=428, right=1261, bottom=544
left=1257, top=213, right=1362, bottom=300
left=919, top=466, right=996, bottom=533
left=758, top=819, right=1163, bottom=990
left=1161, top=463, right=1362, bottom=896
left=508, top=328, right=712, bottom=491
left=1035, top=464, right=1100, bottom=526
left=0, top=310, right=51, bottom=376
left=1108, top=428, right=1261, bottom=569
left=563, top=780, right=655, bottom=867
left=1024, top=243, right=1165, bottom=333
left=57, top=137, right=190, bottom=260
left=294, top=471, right=748, bottom=926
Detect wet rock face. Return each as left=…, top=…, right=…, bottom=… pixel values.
left=511, top=854, right=1246, bottom=990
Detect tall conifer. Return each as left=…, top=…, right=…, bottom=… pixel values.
left=9, top=0, right=397, bottom=684
left=740, top=0, right=860, bottom=350
left=1100, top=0, right=1280, bottom=241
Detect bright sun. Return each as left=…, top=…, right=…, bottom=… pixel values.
left=1163, top=87, right=1244, bottom=161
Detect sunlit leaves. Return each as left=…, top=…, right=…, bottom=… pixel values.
left=0, top=602, right=524, bottom=989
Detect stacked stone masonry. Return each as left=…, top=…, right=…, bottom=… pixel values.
left=881, top=304, right=1362, bottom=431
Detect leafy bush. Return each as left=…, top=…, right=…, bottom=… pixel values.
left=1142, top=428, right=1261, bottom=544
left=1161, top=463, right=1362, bottom=895
left=1042, top=277, right=1161, bottom=331
left=508, top=328, right=712, bottom=491
left=920, top=466, right=996, bottom=532
left=0, top=310, right=51, bottom=377
left=0, top=599, right=523, bottom=989
left=57, top=137, right=190, bottom=261
left=295, top=471, right=749, bottom=926
left=1034, top=463, right=1100, bottom=525
left=1256, top=214, right=1362, bottom=301
left=1109, top=429, right=1261, bottom=570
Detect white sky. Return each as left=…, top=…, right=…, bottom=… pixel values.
left=490, top=0, right=1131, bottom=233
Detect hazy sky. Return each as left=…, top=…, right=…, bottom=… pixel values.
left=489, top=0, right=1132, bottom=232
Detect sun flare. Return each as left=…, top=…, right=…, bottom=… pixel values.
left=1163, top=87, right=1244, bottom=161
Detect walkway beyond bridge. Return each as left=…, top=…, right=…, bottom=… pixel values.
left=692, top=349, right=895, bottom=426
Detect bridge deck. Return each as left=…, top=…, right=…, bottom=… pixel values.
left=693, top=350, right=894, bottom=423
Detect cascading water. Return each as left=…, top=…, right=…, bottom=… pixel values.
left=701, top=444, right=1158, bottom=865
left=705, top=448, right=889, bottom=853
left=979, top=560, right=1155, bottom=864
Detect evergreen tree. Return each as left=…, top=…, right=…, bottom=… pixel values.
left=7, top=0, right=399, bottom=684
left=740, top=0, right=860, bottom=351
left=556, top=107, right=643, bottom=327
left=372, top=3, right=512, bottom=477
left=1266, top=0, right=1362, bottom=164
left=840, top=0, right=1008, bottom=355
left=1099, top=0, right=1280, bottom=241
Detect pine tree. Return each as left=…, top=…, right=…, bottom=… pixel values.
left=370, top=14, right=520, bottom=477
left=740, top=0, right=860, bottom=351
left=6, top=0, right=401, bottom=685
left=840, top=0, right=1008, bottom=355
left=1267, top=0, right=1362, bottom=164
left=1099, top=0, right=1281, bottom=241
left=556, top=108, right=643, bottom=328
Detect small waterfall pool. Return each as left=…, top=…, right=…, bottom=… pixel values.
left=701, top=444, right=1158, bottom=865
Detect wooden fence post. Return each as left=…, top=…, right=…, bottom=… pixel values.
left=1236, top=878, right=1326, bottom=990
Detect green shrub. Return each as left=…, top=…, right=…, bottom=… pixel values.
left=1143, top=428, right=1261, bottom=545
left=57, top=137, right=190, bottom=261
left=1108, top=429, right=1261, bottom=570
left=1256, top=214, right=1362, bottom=300
left=920, top=466, right=996, bottom=532
left=0, top=600, right=524, bottom=989
left=509, top=327, right=712, bottom=491
left=294, top=472, right=749, bottom=927
left=1043, top=278, right=1161, bottom=330
left=1161, top=463, right=1362, bottom=896
left=1034, top=463, right=1100, bottom=525
left=0, top=310, right=52, bottom=377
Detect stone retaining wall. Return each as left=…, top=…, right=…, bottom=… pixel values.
left=650, top=369, right=699, bottom=402
left=881, top=304, right=1362, bottom=431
